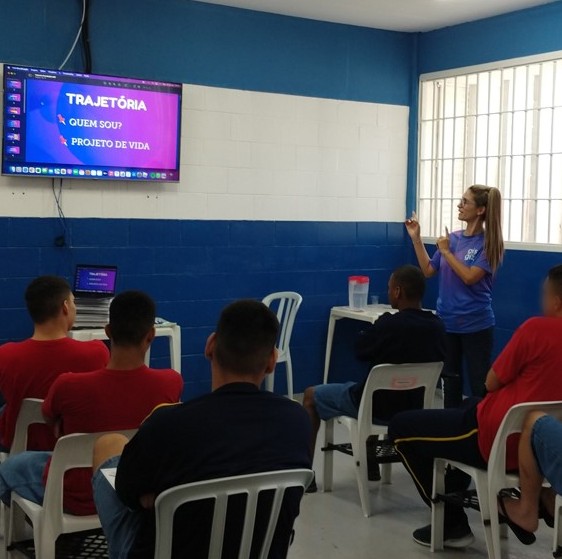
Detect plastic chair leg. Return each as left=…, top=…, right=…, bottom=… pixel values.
left=477, top=472, right=501, bottom=559
left=431, top=459, right=446, bottom=552
left=323, top=420, right=334, bottom=492
left=380, top=463, right=392, bottom=485
left=285, top=357, right=294, bottom=400
left=553, top=494, right=562, bottom=555
left=350, top=428, right=371, bottom=517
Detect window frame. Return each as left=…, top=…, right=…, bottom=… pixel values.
left=417, top=50, right=562, bottom=253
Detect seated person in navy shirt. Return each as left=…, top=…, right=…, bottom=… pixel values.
left=92, top=300, right=312, bottom=559
left=303, top=265, right=446, bottom=481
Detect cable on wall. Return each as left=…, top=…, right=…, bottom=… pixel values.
left=52, top=179, right=68, bottom=247
left=82, top=0, right=93, bottom=73
left=58, top=0, right=87, bottom=70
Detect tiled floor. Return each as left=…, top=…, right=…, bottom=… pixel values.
left=291, top=420, right=555, bottom=559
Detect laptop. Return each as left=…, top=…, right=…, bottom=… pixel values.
left=73, top=264, right=118, bottom=299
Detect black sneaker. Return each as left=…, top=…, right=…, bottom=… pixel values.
left=413, top=523, right=475, bottom=549
left=306, top=473, right=317, bottom=494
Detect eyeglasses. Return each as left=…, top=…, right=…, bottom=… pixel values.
left=459, top=198, right=476, bottom=207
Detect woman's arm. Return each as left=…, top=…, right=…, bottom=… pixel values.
left=405, top=216, right=437, bottom=278
left=437, top=236, right=487, bottom=286
left=485, top=368, right=503, bottom=392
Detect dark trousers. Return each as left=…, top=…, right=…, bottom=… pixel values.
left=442, top=327, right=494, bottom=408
left=389, top=398, right=487, bottom=530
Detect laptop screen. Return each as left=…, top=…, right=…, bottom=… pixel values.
left=74, top=265, right=118, bottom=297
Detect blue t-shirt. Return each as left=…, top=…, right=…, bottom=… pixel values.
left=430, top=231, right=494, bottom=334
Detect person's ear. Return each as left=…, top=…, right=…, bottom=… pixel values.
left=104, top=324, right=112, bottom=339
left=145, top=326, right=156, bottom=346
left=265, top=348, right=278, bottom=375
left=62, top=299, right=70, bottom=316
left=205, top=333, right=216, bottom=361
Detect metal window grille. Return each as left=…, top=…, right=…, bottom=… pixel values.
left=418, top=58, right=562, bottom=245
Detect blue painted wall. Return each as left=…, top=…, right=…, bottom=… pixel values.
left=418, top=1, right=562, bottom=75
left=0, top=0, right=413, bottom=106
left=0, top=1, right=415, bottom=397
left=0, top=218, right=408, bottom=399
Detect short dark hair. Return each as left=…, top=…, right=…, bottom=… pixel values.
left=392, top=265, right=426, bottom=301
left=547, top=265, right=562, bottom=297
left=214, top=300, right=279, bottom=375
left=25, top=276, right=72, bottom=324
left=109, top=291, right=156, bottom=346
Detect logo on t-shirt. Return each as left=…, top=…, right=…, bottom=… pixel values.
left=465, top=248, right=479, bottom=263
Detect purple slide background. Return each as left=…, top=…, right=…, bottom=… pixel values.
left=25, top=79, right=180, bottom=169
left=75, top=268, right=117, bottom=292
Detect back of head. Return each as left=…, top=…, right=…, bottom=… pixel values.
left=214, top=300, right=279, bottom=376
left=25, top=276, right=71, bottom=325
left=109, top=291, right=156, bottom=346
left=547, top=265, right=562, bottom=303
left=392, top=265, right=426, bottom=302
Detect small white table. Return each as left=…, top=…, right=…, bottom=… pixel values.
left=323, top=304, right=397, bottom=384
left=68, top=321, right=182, bottom=374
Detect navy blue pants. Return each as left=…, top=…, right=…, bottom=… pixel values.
left=442, top=327, right=494, bottom=409
left=389, top=398, right=487, bottom=529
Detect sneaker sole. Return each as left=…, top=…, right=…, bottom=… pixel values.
left=413, top=533, right=475, bottom=549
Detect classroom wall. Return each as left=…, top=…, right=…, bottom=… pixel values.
left=417, top=1, right=562, bottom=357
left=0, top=0, right=414, bottom=397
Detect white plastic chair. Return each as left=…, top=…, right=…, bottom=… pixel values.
left=8, top=429, right=136, bottom=559
left=323, top=362, right=443, bottom=517
left=431, top=401, right=562, bottom=559
left=262, top=292, right=303, bottom=399
left=154, top=468, right=314, bottom=559
left=10, top=398, right=46, bottom=455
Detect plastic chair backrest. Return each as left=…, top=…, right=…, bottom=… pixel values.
left=43, top=429, right=137, bottom=536
left=487, top=401, right=562, bottom=478
left=262, top=292, right=303, bottom=359
left=10, top=398, right=46, bottom=455
left=357, top=362, right=443, bottom=437
left=154, top=468, right=314, bottom=559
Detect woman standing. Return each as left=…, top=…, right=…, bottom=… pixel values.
left=406, top=185, right=504, bottom=408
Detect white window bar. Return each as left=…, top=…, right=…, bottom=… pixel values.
left=418, top=55, right=562, bottom=246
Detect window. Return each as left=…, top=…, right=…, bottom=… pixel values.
left=418, top=56, right=562, bottom=245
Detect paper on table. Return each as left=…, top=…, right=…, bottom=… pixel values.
left=101, top=467, right=117, bottom=489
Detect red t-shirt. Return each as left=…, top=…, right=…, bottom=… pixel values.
left=42, top=365, right=183, bottom=515
left=0, top=337, right=109, bottom=450
left=477, top=317, right=562, bottom=470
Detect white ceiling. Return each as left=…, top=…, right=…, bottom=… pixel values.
left=195, top=0, right=559, bottom=32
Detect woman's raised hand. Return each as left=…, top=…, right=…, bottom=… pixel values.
left=405, top=211, right=421, bottom=240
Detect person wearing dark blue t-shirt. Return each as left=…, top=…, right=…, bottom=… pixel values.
left=303, top=265, right=446, bottom=473
left=91, top=300, right=312, bottom=559
left=406, top=185, right=505, bottom=407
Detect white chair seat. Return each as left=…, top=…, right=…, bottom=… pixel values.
left=7, top=430, right=137, bottom=559
left=323, top=361, right=444, bottom=517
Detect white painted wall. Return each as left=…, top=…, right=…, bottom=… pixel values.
left=0, top=83, right=409, bottom=222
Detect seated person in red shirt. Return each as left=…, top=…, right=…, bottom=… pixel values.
left=0, top=290, right=183, bottom=515
left=303, top=265, right=446, bottom=486
left=0, top=276, right=109, bottom=451
left=389, top=264, right=562, bottom=549
left=91, top=300, right=312, bottom=559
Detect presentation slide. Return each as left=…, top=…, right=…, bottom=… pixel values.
left=25, top=79, right=180, bottom=170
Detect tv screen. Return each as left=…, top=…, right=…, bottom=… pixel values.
left=2, top=65, right=182, bottom=182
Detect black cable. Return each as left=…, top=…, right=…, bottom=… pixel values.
left=82, top=0, right=92, bottom=73
left=52, top=179, right=68, bottom=247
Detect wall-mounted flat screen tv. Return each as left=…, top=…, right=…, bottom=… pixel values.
left=2, top=64, right=182, bottom=182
